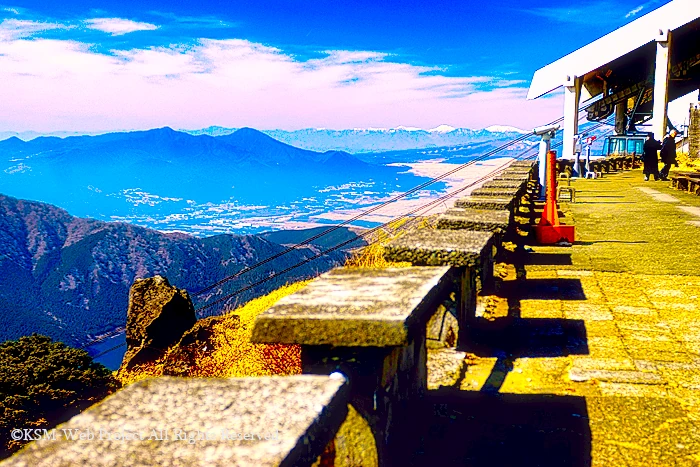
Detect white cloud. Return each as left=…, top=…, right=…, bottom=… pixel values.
left=523, top=1, right=665, bottom=25
left=84, top=18, right=159, bottom=35
left=625, top=0, right=667, bottom=19
left=0, top=18, right=71, bottom=41
left=523, top=3, right=617, bottom=25
left=0, top=34, right=560, bottom=132
left=625, top=6, right=644, bottom=17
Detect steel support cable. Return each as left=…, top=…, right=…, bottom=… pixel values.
left=194, top=158, right=518, bottom=316
left=192, top=133, right=534, bottom=297
left=95, top=125, right=625, bottom=359
left=84, top=118, right=607, bottom=350
left=191, top=117, right=569, bottom=298
left=93, top=341, right=127, bottom=359
left=88, top=114, right=611, bottom=354
left=85, top=115, right=617, bottom=357
left=81, top=131, right=549, bottom=353
left=90, top=158, right=519, bottom=357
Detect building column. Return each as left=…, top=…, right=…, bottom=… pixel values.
left=652, top=29, right=672, bottom=140
left=690, top=102, right=700, bottom=160
left=563, top=75, right=581, bottom=159
left=614, top=101, right=628, bottom=135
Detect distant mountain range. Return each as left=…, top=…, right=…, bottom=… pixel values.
left=0, top=125, right=541, bottom=238
left=0, top=193, right=360, bottom=348
left=0, top=127, right=425, bottom=235
left=0, top=125, right=529, bottom=154
left=182, top=125, right=529, bottom=153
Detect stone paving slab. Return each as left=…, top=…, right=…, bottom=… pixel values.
left=678, top=205, right=700, bottom=218
left=414, top=171, right=700, bottom=466
left=252, top=266, right=452, bottom=346
left=5, top=375, right=349, bottom=467
left=568, top=368, right=664, bottom=384
left=636, top=186, right=681, bottom=203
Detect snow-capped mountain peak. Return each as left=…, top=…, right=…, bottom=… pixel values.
left=394, top=126, right=422, bottom=132
left=484, top=125, right=528, bottom=134
left=428, top=124, right=457, bottom=133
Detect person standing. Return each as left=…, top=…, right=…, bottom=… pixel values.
left=642, top=132, right=662, bottom=181
left=659, top=129, right=678, bottom=181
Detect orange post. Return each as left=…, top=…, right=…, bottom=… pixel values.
left=535, top=150, right=575, bottom=244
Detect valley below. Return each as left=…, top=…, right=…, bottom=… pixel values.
left=0, top=126, right=538, bottom=369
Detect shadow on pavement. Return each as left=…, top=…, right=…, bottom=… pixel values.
left=394, top=390, right=592, bottom=467
left=504, top=277, right=587, bottom=301
left=522, top=252, right=573, bottom=266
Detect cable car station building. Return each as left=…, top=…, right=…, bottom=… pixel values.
left=528, top=0, right=700, bottom=161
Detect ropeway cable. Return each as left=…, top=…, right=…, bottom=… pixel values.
left=194, top=158, right=519, bottom=316
left=87, top=113, right=610, bottom=354
left=190, top=116, right=572, bottom=298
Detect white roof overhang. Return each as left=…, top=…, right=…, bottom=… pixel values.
left=528, top=0, right=700, bottom=100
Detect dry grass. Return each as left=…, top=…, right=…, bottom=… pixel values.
left=116, top=282, right=308, bottom=386
left=677, top=152, right=700, bottom=172
left=344, top=216, right=433, bottom=269
left=117, top=216, right=438, bottom=385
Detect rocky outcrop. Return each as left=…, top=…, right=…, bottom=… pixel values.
left=120, top=276, right=196, bottom=370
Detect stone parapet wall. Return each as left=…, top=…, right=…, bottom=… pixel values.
left=2, top=159, right=541, bottom=467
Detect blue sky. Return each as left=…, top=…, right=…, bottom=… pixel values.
left=0, top=0, right=674, bottom=132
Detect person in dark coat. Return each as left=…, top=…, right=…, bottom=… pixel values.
left=659, top=129, right=678, bottom=181
left=642, top=132, right=662, bottom=181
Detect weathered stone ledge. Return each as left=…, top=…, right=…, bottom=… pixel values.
left=454, top=196, right=516, bottom=211
left=251, top=266, right=453, bottom=347
left=383, top=230, right=494, bottom=268
left=437, top=208, right=512, bottom=233
left=6, top=375, right=350, bottom=467
left=470, top=186, right=524, bottom=198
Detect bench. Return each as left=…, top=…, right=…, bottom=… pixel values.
left=691, top=178, right=700, bottom=195
left=7, top=375, right=350, bottom=467
left=671, top=173, right=700, bottom=194
left=587, top=161, right=603, bottom=178
left=496, top=169, right=531, bottom=178
left=383, top=229, right=496, bottom=346
left=252, top=266, right=453, bottom=464
left=556, top=186, right=576, bottom=203
left=555, top=159, right=574, bottom=178
left=671, top=175, right=692, bottom=191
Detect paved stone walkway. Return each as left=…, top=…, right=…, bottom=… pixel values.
left=419, top=169, right=700, bottom=467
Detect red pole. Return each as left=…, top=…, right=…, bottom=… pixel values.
left=540, top=150, right=560, bottom=226
left=534, top=149, right=575, bottom=244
